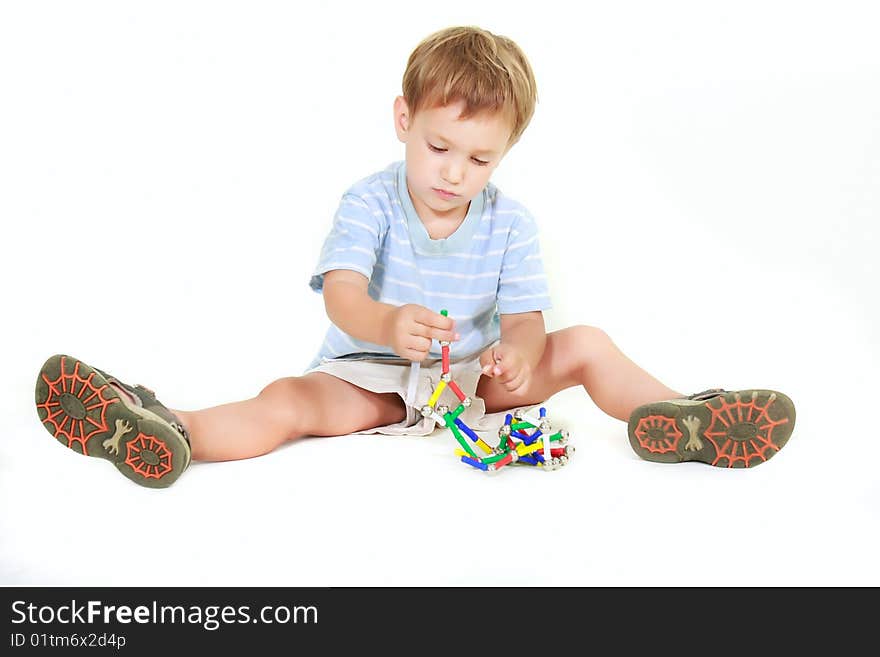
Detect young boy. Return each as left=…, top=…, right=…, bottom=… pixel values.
left=34, top=26, right=796, bottom=488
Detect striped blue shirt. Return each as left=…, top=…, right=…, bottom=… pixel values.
left=307, top=161, right=552, bottom=369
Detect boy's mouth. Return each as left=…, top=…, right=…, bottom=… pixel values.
left=433, top=188, right=459, bottom=199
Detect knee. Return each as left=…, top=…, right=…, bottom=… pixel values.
left=571, top=325, right=613, bottom=349
left=257, top=377, right=303, bottom=434
left=568, top=325, right=615, bottom=366
left=258, top=376, right=299, bottom=401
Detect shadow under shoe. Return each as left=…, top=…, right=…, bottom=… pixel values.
left=627, top=389, right=796, bottom=468
left=35, top=354, right=191, bottom=488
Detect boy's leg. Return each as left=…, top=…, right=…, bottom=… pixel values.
left=477, top=325, right=682, bottom=421
left=476, top=325, right=796, bottom=468
left=173, top=372, right=407, bottom=462
left=35, top=353, right=406, bottom=488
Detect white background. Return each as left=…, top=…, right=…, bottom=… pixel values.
left=1, top=0, right=877, bottom=586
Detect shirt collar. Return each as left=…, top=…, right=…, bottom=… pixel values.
left=396, top=161, right=485, bottom=255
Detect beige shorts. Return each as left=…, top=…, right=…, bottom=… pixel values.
left=305, top=352, right=542, bottom=437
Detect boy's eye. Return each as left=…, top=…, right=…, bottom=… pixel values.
left=428, top=143, right=490, bottom=166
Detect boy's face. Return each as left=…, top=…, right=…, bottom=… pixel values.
left=394, top=97, right=512, bottom=222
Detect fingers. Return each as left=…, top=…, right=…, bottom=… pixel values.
left=397, top=349, right=428, bottom=363
left=481, top=361, right=524, bottom=391
left=493, top=362, right=515, bottom=386
left=396, top=326, right=460, bottom=361
left=480, top=349, right=500, bottom=377
left=492, top=365, right=526, bottom=393
left=480, top=348, right=528, bottom=392
left=430, top=326, right=460, bottom=343
left=413, top=323, right=458, bottom=343
left=411, top=320, right=458, bottom=343
left=400, top=306, right=459, bottom=343
left=404, top=335, right=432, bottom=359
left=401, top=348, right=429, bottom=362
left=502, top=367, right=527, bottom=393
left=414, top=307, right=455, bottom=334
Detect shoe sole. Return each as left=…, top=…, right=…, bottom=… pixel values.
left=627, top=389, right=796, bottom=468
left=35, top=354, right=190, bottom=488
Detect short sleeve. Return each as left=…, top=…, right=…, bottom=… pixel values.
left=496, top=210, right=552, bottom=314
left=309, top=194, right=386, bottom=293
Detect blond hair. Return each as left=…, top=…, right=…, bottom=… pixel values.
left=401, top=26, right=538, bottom=146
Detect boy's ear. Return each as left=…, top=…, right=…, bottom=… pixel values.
left=393, top=96, right=410, bottom=142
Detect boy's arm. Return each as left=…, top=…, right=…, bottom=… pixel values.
left=322, top=269, right=457, bottom=361
left=480, top=311, right=546, bottom=392
left=322, top=270, right=393, bottom=346
left=499, top=311, right=546, bottom=370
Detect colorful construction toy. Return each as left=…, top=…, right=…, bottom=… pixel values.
left=416, top=310, right=575, bottom=473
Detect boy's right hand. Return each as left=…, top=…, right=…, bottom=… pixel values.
left=384, top=305, right=459, bottom=361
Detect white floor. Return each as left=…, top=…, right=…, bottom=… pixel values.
left=3, top=323, right=877, bottom=587
left=2, top=1, right=878, bottom=587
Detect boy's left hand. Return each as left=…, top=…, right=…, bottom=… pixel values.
left=479, top=343, right=530, bottom=394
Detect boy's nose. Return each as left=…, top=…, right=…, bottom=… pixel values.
left=441, top=162, right=463, bottom=185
